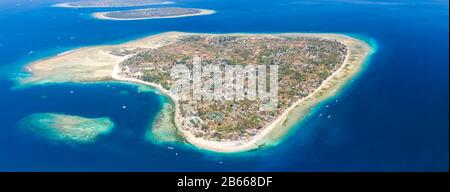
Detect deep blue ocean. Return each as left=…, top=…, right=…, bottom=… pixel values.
left=0, top=0, right=448, bottom=171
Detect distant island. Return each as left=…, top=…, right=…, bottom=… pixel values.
left=54, top=0, right=173, bottom=8
left=93, top=8, right=216, bottom=20
left=20, top=113, right=114, bottom=145
left=21, top=32, right=373, bottom=152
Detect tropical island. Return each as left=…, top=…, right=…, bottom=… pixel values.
left=53, top=0, right=173, bottom=8
left=20, top=113, right=114, bottom=145
left=20, top=32, right=373, bottom=152
left=93, top=8, right=216, bottom=20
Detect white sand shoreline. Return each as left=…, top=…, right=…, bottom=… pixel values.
left=92, top=9, right=216, bottom=21
left=21, top=32, right=373, bottom=153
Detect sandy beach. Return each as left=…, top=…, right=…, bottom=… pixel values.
left=92, top=9, right=216, bottom=21
left=20, top=32, right=184, bottom=85
left=21, top=32, right=373, bottom=153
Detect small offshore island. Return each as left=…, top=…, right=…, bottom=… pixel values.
left=93, top=8, right=216, bottom=20
left=20, top=113, right=114, bottom=145
left=54, top=0, right=173, bottom=8
left=21, top=32, right=373, bottom=152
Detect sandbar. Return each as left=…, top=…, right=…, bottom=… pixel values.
left=20, top=113, right=114, bottom=144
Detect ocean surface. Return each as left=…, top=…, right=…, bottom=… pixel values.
left=0, top=0, right=448, bottom=171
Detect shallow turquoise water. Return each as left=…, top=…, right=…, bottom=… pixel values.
left=0, top=0, right=448, bottom=171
